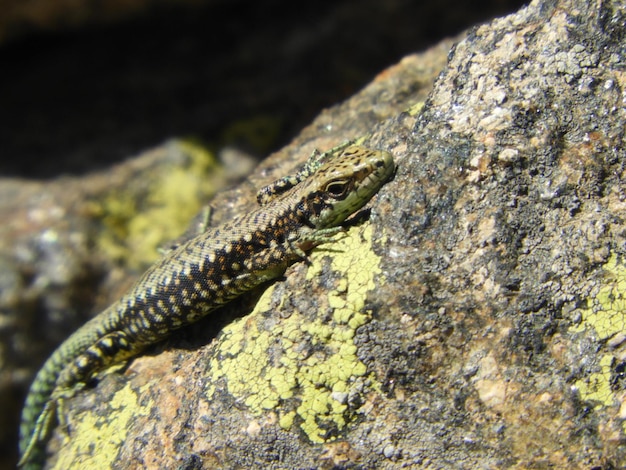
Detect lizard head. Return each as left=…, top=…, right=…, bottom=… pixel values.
left=301, top=145, right=396, bottom=229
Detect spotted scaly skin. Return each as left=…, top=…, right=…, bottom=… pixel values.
left=18, top=144, right=395, bottom=467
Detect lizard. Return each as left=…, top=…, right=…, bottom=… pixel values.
left=18, top=142, right=396, bottom=467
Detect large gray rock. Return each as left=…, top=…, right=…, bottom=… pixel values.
left=13, top=0, right=626, bottom=466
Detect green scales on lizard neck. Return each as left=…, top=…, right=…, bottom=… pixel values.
left=19, top=143, right=396, bottom=467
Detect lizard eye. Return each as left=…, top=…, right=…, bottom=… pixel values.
left=324, top=179, right=349, bottom=197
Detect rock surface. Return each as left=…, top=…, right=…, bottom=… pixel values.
left=8, top=0, right=626, bottom=467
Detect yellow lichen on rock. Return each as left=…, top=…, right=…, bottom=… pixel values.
left=205, top=223, right=385, bottom=443
left=94, top=139, right=222, bottom=269
left=52, top=382, right=151, bottom=469
left=571, top=254, right=626, bottom=410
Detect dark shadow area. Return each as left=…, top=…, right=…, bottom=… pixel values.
left=0, top=0, right=526, bottom=178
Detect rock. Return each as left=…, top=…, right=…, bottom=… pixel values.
left=15, top=0, right=626, bottom=467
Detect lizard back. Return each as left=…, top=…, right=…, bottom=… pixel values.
left=18, top=144, right=395, bottom=467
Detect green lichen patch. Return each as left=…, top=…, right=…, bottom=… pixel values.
left=92, top=139, right=223, bottom=269
left=571, top=254, right=626, bottom=409
left=406, top=101, right=425, bottom=116
left=51, top=382, right=150, bottom=469
left=206, top=223, right=385, bottom=443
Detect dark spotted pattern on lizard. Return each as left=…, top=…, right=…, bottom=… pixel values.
left=18, top=143, right=396, bottom=467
